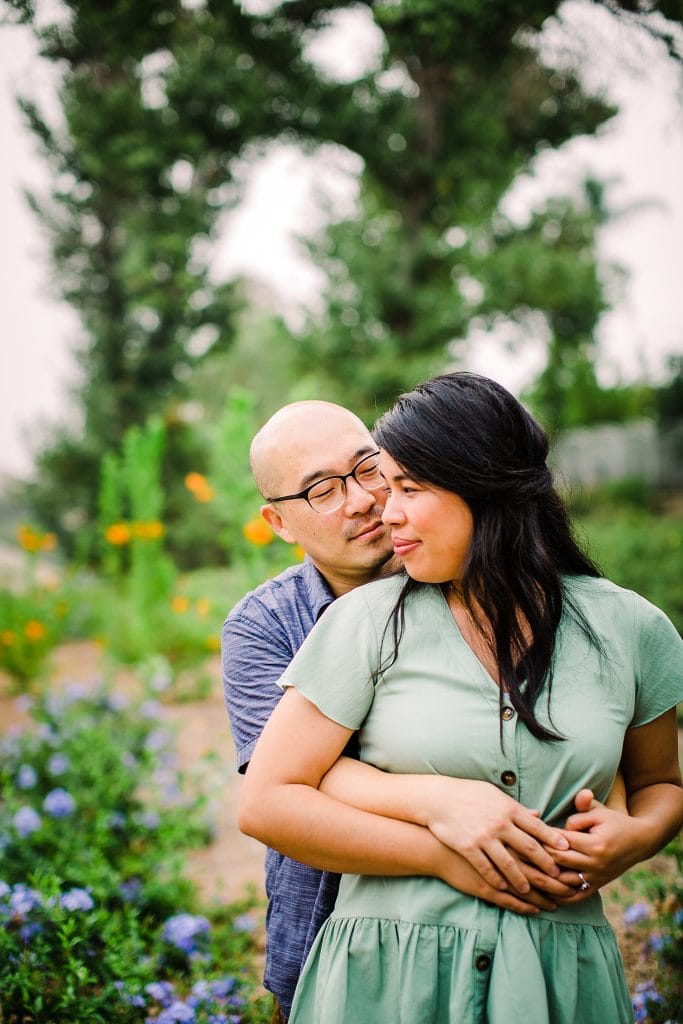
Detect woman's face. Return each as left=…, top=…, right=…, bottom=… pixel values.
left=380, top=450, right=474, bottom=584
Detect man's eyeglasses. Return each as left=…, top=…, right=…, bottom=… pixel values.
left=265, top=451, right=385, bottom=514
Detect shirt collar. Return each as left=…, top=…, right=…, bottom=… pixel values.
left=301, top=555, right=336, bottom=620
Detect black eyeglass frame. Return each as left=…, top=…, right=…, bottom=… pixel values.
left=265, top=451, right=383, bottom=513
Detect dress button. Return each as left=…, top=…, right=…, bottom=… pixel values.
left=500, top=770, right=517, bottom=786
left=501, top=706, right=514, bottom=721
left=475, top=954, right=491, bottom=972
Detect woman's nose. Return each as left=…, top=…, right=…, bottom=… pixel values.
left=381, top=492, right=403, bottom=525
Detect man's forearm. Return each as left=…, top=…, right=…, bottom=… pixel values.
left=241, top=776, right=456, bottom=878
left=319, top=754, right=569, bottom=891
left=238, top=777, right=559, bottom=913
left=320, top=756, right=447, bottom=826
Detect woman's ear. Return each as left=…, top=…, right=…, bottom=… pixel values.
left=261, top=504, right=297, bottom=545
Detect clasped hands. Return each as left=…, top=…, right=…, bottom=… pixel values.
left=423, top=778, right=642, bottom=914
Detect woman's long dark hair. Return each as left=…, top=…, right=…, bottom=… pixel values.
left=373, top=372, right=602, bottom=742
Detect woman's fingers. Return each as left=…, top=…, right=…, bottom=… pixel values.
left=563, top=810, right=599, bottom=831
left=552, top=849, right=595, bottom=871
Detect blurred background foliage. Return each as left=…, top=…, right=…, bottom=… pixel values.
left=1, top=7, right=681, bottom=1017
left=1, top=0, right=681, bottom=569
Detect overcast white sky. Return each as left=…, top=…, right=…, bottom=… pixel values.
left=1, top=2, right=682, bottom=479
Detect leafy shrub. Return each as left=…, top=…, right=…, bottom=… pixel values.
left=0, top=685, right=268, bottom=1023
left=622, top=835, right=682, bottom=1023
left=576, top=510, right=683, bottom=633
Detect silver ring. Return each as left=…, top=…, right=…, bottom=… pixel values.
left=578, top=872, right=590, bottom=892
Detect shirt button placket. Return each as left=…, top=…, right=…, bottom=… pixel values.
left=499, top=704, right=518, bottom=792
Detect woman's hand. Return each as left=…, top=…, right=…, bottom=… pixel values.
left=550, top=707, right=683, bottom=904
left=552, top=784, right=681, bottom=903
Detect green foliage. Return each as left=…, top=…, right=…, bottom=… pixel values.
left=0, top=523, right=72, bottom=690
left=290, top=14, right=618, bottom=418
left=575, top=507, right=683, bottom=633
left=653, top=355, right=683, bottom=426
left=621, top=834, right=683, bottom=1024
left=206, top=390, right=265, bottom=554
left=123, top=419, right=176, bottom=621
left=0, top=588, right=68, bottom=689
left=93, top=419, right=179, bottom=668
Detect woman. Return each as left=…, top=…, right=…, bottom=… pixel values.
left=240, top=373, right=683, bottom=1023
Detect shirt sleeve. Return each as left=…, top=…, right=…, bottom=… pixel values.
left=280, top=588, right=382, bottom=730
left=631, top=595, right=683, bottom=727
left=222, top=613, right=295, bottom=773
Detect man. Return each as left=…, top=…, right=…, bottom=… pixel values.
left=223, top=400, right=638, bottom=1022
left=223, top=401, right=565, bottom=1021
left=222, top=401, right=397, bottom=1022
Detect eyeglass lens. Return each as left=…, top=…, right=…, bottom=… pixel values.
left=308, top=454, right=384, bottom=512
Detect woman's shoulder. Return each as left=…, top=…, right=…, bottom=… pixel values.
left=333, top=571, right=408, bottom=617
left=563, top=573, right=645, bottom=613
left=562, top=574, right=680, bottom=641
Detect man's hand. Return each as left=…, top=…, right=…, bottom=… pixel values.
left=423, top=777, right=570, bottom=893
left=434, top=837, right=584, bottom=914
left=320, top=760, right=571, bottom=893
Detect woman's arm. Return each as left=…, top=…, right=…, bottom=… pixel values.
left=239, top=688, right=568, bottom=912
left=319, top=757, right=569, bottom=892
left=552, top=707, right=683, bottom=898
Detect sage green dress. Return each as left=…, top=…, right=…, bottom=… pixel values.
left=280, top=574, right=683, bottom=1024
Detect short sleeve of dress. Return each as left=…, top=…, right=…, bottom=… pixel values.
left=632, top=595, right=683, bottom=727
left=279, top=585, right=384, bottom=730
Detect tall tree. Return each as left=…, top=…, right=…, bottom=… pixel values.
left=4, top=0, right=680, bottom=553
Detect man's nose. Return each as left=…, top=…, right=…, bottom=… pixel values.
left=343, top=476, right=377, bottom=514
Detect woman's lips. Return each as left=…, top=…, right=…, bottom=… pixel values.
left=392, top=537, right=420, bottom=557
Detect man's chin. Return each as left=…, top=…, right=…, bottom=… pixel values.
left=367, top=549, right=400, bottom=576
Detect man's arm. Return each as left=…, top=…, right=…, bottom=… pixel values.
left=222, top=612, right=295, bottom=773
left=225, top=601, right=579, bottom=902
left=320, top=759, right=670, bottom=900
left=319, top=756, right=570, bottom=892
left=239, top=688, right=578, bottom=912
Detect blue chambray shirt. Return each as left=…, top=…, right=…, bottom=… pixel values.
left=222, top=556, right=341, bottom=1017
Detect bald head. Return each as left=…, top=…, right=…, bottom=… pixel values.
left=250, top=401, right=372, bottom=499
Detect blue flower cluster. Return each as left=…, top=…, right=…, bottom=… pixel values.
left=60, top=887, right=95, bottom=912
left=1, top=684, right=259, bottom=1022
left=623, top=902, right=650, bottom=926
left=11, top=786, right=77, bottom=836
left=162, top=912, right=211, bottom=955
left=631, top=980, right=662, bottom=1023
left=141, top=975, right=244, bottom=1023
left=0, top=879, right=94, bottom=945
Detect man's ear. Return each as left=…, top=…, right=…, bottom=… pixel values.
left=261, top=503, right=297, bottom=545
